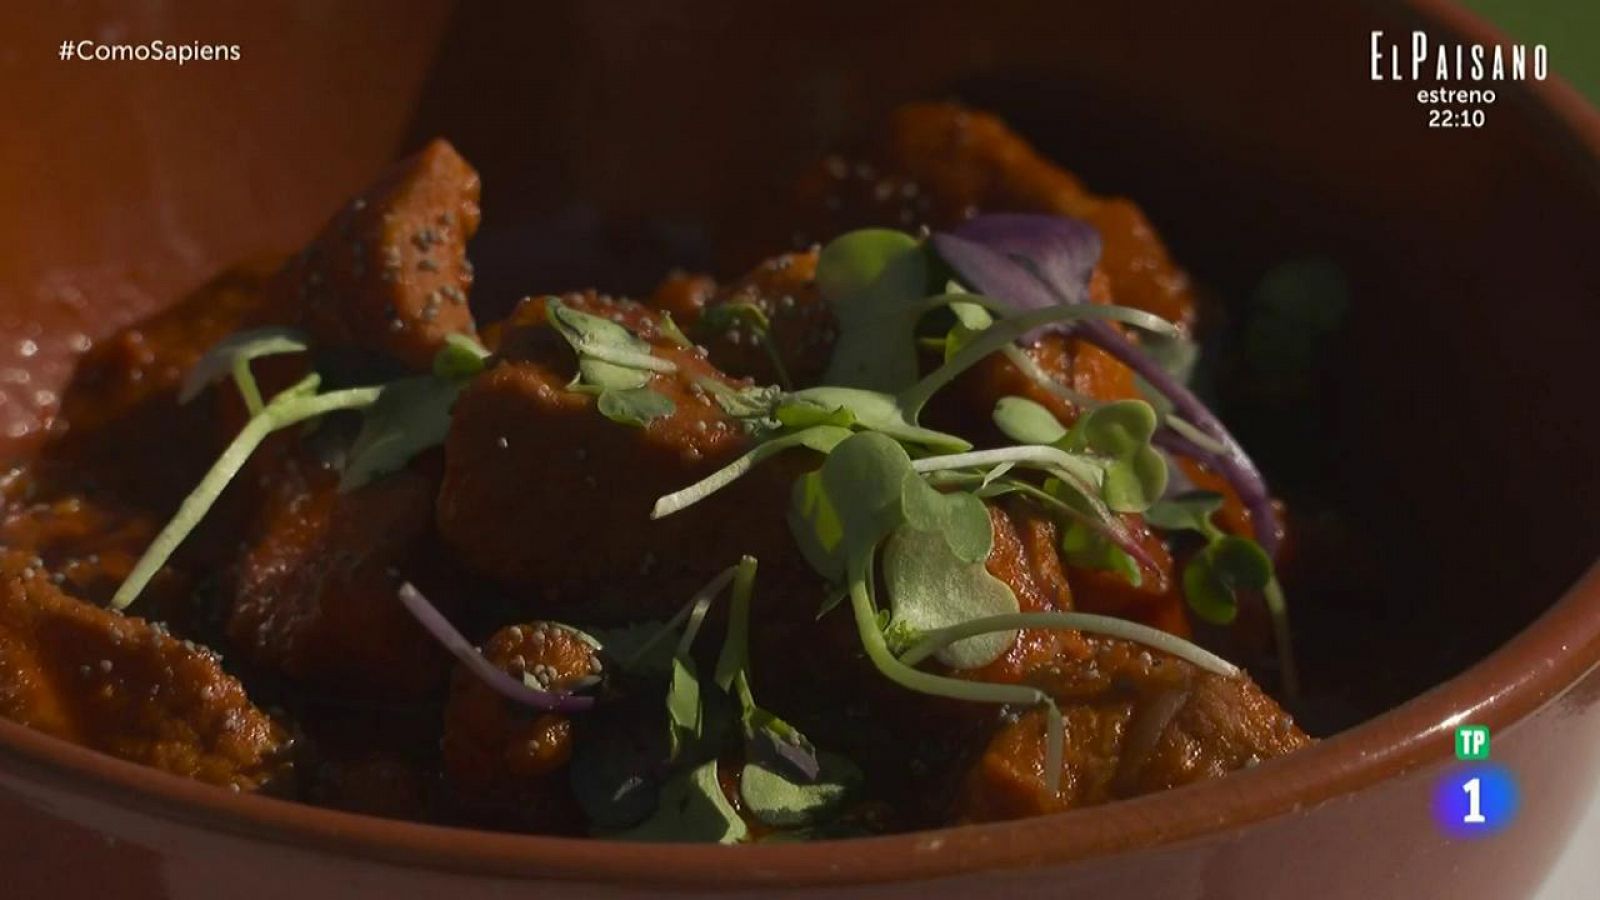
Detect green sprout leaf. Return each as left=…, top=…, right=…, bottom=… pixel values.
left=1144, top=490, right=1227, bottom=538
left=544, top=297, right=686, bottom=428
left=995, top=397, right=1171, bottom=516
left=816, top=229, right=929, bottom=392
left=708, top=558, right=828, bottom=783
left=432, top=332, right=491, bottom=380
left=597, top=387, right=677, bottom=427
left=613, top=759, right=747, bottom=844
left=883, top=525, right=1019, bottom=670
left=1066, top=399, right=1158, bottom=457
left=546, top=297, right=669, bottom=371
left=781, top=386, right=971, bottom=453
left=898, top=472, right=992, bottom=564
left=740, top=753, right=862, bottom=829
left=340, top=375, right=462, bottom=491
left=942, top=298, right=995, bottom=362
left=1182, top=534, right=1273, bottom=625
left=772, top=396, right=856, bottom=430
left=178, top=326, right=310, bottom=413
left=787, top=469, right=847, bottom=582
left=818, top=432, right=918, bottom=554
left=546, top=295, right=674, bottom=392
left=581, top=359, right=651, bottom=392
left=712, top=557, right=760, bottom=694
left=666, top=656, right=703, bottom=761
left=787, top=432, right=918, bottom=582
left=1146, top=490, right=1279, bottom=627
left=702, top=379, right=784, bottom=423
left=815, top=229, right=923, bottom=302
left=656, top=311, right=695, bottom=349
left=992, top=395, right=1069, bottom=446
left=1063, top=399, right=1167, bottom=513
left=1060, top=520, right=1143, bottom=588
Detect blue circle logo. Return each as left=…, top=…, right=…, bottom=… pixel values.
left=1433, top=763, right=1518, bottom=837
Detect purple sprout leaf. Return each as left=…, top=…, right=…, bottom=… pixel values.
left=396, top=583, right=596, bottom=713
left=933, top=213, right=1102, bottom=338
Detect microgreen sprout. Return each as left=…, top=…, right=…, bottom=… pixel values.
left=931, top=213, right=1298, bottom=694
left=897, top=299, right=1177, bottom=419
left=110, top=372, right=379, bottom=611
left=177, top=326, right=310, bottom=411
left=583, top=558, right=852, bottom=840
left=614, top=758, right=747, bottom=844
left=815, top=228, right=928, bottom=392
left=783, top=432, right=1245, bottom=796
left=546, top=297, right=678, bottom=376
left=931, top=214, right=1281, bottom=559
left=1146, top=490, right=1298, bottom=695
left=619, top=567, right=739, bottom=672
left=112, top=329, right=489, bottom=611
left=545, top=296, right=679, bottom=428
left=639, top=222, right=1263, bottom=802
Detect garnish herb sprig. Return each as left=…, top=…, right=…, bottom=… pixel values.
left=545, top=297, right=681, bottom=428
left=642, top=224, right=1266, bottom=796
left=580, top=558, right=860, bottom=841
left=931, top=214, right=1295, bottom=693
left=651, top=229, right=1176, bottom=568
left=111, top=329, right=489, bottom=611
left=781, top=431, right=1244, bottom=794
left=932, top=214, right=1280, bottom=557
left=1145, top=491, right=1299, bottom=695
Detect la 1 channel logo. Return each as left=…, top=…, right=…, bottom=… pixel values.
left=1433, top=724, right=1518, bottom=837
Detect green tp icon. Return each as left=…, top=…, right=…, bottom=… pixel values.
left=1455, top=725, right=1490, bottom=760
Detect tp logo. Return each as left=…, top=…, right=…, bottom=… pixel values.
left=1435, top=725, right=1517, bottom=837
left=1455, top=724, right=1490, bottom=760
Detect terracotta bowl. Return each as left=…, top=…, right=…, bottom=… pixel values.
left=2, top=1, right=1597, bottom=897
